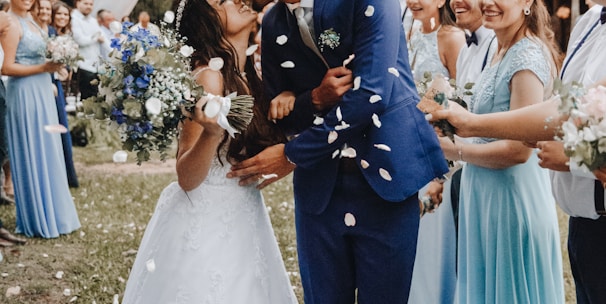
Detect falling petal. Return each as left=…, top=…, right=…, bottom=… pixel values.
left=55, top=271, right=64, bottom=279
left=281, top=61, right=295, bottom=68
left=313, top=116, right=324, bottom=125
left=332, top=149, right=340, bottom=159
left=245, top=44, right=258, bottom=56
left=328, top=131, right=338, bottom=144
left=146, top=259, right=156, bottom=273
left=365, top=5, right=375, bottom=17
left=353, top=76, right=361, bottom=90
left=342, top=54, right=355, bottom=67
left=112, top=150, right=128, bottom=163
left=388, top=68, right=400, bottom=77
left=344, top=213, right=356, bottom=226
left=208, top=57, right=224, bottom=71
left=372, top=113, right=382, bottom=128
left=374, top=144, right=392, bottom=151
left=336, top=106, right=343, bottom=121
left=379, top=168, right=393, bottom=181
left=360, top=159, right=370, bottom=169
left=430, top=17, right=436, bottom=30
left=44, top=124, right=68, bottom=134
left=276, top=35, right=288, bottom=45
left=341, top=147, right=357, bottom=158
left=369, top=95, right=382, bottom=103
left=335, top=121, right=351, bottom=131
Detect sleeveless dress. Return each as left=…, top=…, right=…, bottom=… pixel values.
left=49, top=26, right=79, bottom=188
left=457, top=38, right=564, bottom=303
left=122, top=151, right=297, bottom=303
left=5, top=16, right=80, bottom=238
left=407, top=25, right=457, bottom=304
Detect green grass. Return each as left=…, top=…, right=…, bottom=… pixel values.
left=0, top=142, right=575, bottom=303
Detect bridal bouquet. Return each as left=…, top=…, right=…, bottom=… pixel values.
left=555, top=81, right=606, bottom=172
left=415, top=72, right=472, bottom=143
left=82, top=14, right=254, bottom=164
left=46, top=35, right=82, bottom=68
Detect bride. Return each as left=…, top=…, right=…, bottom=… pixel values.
left=121, top=0, right=297, bottom=303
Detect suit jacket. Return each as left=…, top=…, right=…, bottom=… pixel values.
left=262, top=0, right=448, bottom=214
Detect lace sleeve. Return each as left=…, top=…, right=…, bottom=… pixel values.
left=502, top=38, right=551, bottom=88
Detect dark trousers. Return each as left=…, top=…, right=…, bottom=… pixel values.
left=76, top=69, right=98, bottom=100
left=568, top=216, right=606, bottom=304
left=295, top=170, right=420, bottom=304
left=0, top=80, right=7, bottom=165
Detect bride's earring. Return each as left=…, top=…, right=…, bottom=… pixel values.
left=523, top=7, right=531, bottom=15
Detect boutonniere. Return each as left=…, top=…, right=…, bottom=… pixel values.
left=318, top=28, right=340, bottom=52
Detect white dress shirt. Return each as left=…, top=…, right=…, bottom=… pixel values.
left=71, top=9, right=106, bottom=73
left=551, top=5, right=606, bottom=219
left=130, top=22, right=161, bottom=37
left=455, top=26, right=496, bottom=89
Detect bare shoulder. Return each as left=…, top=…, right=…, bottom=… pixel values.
left=438, top=25, right=465, bottom=48
left=192, top=66, right=224, bottom=95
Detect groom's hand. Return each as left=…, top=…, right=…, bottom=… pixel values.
left=311, top=67, right=353, bottom=111
left=227, top=144, right=296, bottom=189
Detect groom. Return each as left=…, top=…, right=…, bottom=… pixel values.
left=229, top=0, right=448, bottom=302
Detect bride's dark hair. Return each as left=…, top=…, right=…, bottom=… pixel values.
left=174, top=0, right=284, bottom=162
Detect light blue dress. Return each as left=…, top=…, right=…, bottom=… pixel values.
left=408, top=26, right=456, bottom=304
left=5, top=16, right=80, bottom=238
left=458, top=38, right=564, bottom=303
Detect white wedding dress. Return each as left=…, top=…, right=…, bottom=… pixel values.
left=122, top=151, right=297, bottom=304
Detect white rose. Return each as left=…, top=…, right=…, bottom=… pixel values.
left=109, top=21, right=122, bottom=34
left=163, top=11, right=175, bottom=24
left=208, top=57, right=224, bottom=71
left=145, top=98, right=163, bottom=116
left=179, top=45, right=194, bottom=57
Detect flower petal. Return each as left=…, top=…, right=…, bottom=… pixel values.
left=336, top=106, right=343, bottom=121
left=342, top=54, right=355, bottom=67
left=112, top=150, right=128, bottom=163
left=328, top=131, right=338, bottom=144
left=335, top=121, right=351, bottom=131
left=360, top=159, right=370, bottom=169
left=208, top=57, right=224, bottom=71
left=365, top=5, right=375, bottom=17
left=353, top=76, right=361, bottom=90
left=146, top=259, right=156, bottom=273
left=379, top=168, right=393, bottom=181
left=369, top=95, right=382, bottom=103
left=313, top=116, right=324, bottom=125
left=344, top=213, right=356, bottom=226
left=276, top=35, right=288, bottom=45
left=44, top=124, right=68, bottom=134
left=372, top=113, right=382, bottom=128
left=55, top=271, right=64, bottom=279
left=246, top=44, right=258, bottom=56
left=374, top=144, right=392, bottom=151
left=281, top=61, right=295, bottom=68
left=388, top=67, right=400, bottom=77
left=341, top=147, right=357, bottom=158
left=332, top=149, right=340, bottom=159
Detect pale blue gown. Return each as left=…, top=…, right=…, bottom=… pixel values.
left=457, top=38, right=564, bottom=303
left=408, top=26, right=456, bottom=304
left=5, top=16, right=80, bottom=238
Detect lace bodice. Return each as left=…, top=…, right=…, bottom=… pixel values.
left=470, top=38, right=552, bottom=144
left=14, top=16, right=46, bottom=66
left=408, top=27, right=450, bottom=81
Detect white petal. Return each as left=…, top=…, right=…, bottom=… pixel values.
left=276, top=35, right=288, bottom=45
left=379, top=168, right=393, bottom=181
left=344, top=213, right=356, bottom=226
left=430, top=17, right=436, bottom=30
left=365, top=5, right=375, bottom=17
left=63, top=288, right=71, bottom=296
left=55, top=271, right=64, bottom=279
left=388, top=68, right=400, bottom=77
left=163, top=10, right=175, bottom=23
left=112, top=150, right=128, bottom=163
left=313, top=116, right=324, bottom=125
left=328, top=131, right=338, bottom=144
left=44, top=124, right=68, bottom=134
left=360, top=159, right=370, bottom=169
left=145, top=97, right=162, bottom=115
left=332, top=149, right=340, bottom=159
left=341, top=147, right=357, bottom=158
left=342, top=54, right=355, bottom=67
left=208, top=57, right=224, bottom=71
left=281, top=61, right=295, bottom=68
left=6, top=286, right=21, bottom=297
left=179, top=45, right=194, bottom=57
left=353, top=76, right=361, bottom=90
left=335, top=121, right=351, bottom=131
left=246, top=44, right=258, bottom=56
left=336, top=106, right=343, bottom=121
left=146, top=259, right=156, bottom=273
left=374, top=143, right=392, bottom=151
left=109, top=21, right=122, bottom=34
left=369, top=95, right=382, bottom=103
left=261, top=173, right=278, bottom=180
left=372, top=113, right=382, bottom=128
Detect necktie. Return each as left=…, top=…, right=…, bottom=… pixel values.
left=465, top=32, right=478, bottom=47
left=294, top=7, right=327, bottom=66
left=601, top=6, right=606, bottom=24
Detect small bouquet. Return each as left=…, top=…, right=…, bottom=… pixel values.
left=555, top=81, right=606, bottom=172
left=415, top=72, right=472, bottom=143
left=82, top=13, right=254, bottom=164
left=46, top=35, right=82, bottom=68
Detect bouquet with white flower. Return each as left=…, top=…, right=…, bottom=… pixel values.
left=46, top=35, right=82, bottom=68
left=82, top=13, right=254, bottom=164
left=555, top=81, right=606, bottom=172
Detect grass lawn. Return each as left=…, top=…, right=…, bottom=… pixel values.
left=0, top=141, right=575, bottom=303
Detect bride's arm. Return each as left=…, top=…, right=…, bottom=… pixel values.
left=176, top=69, right=226, bottom=191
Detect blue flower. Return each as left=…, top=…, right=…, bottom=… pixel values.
left=123, top=75, right=134, bottom=86
left=121, top=49, right=133, bottom=62
left=110, top=38, right=122, bottom=49
left=135, top=75, right=150, bottom=89
left=143, top=64, right=154, bottom=75
left=111, top=107, right=126, bottom=124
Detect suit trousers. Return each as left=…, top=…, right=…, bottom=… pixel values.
left=295, top=168, right=420, bottom=303
left=568, top=216, right=606, bottom=304
left=0, top=80, right=7, bottom=164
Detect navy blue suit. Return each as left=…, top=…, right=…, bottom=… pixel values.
left=262, top=0, right=448, bottom=302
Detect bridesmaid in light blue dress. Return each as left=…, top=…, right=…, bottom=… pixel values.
left=2, top=3, right=80, bottom=238
left=450, top=38, right=564, bottom=304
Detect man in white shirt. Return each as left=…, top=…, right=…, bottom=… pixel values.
left=71, top=0, right=107, bottom=99
left=130, top=11, right=160, bottom=37
left=97, top=9, right=115, bottom=60
left=408, top=0, right=496, bottom=303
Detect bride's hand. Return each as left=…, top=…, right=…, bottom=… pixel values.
left=182, top=96, right=224, bottom=137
